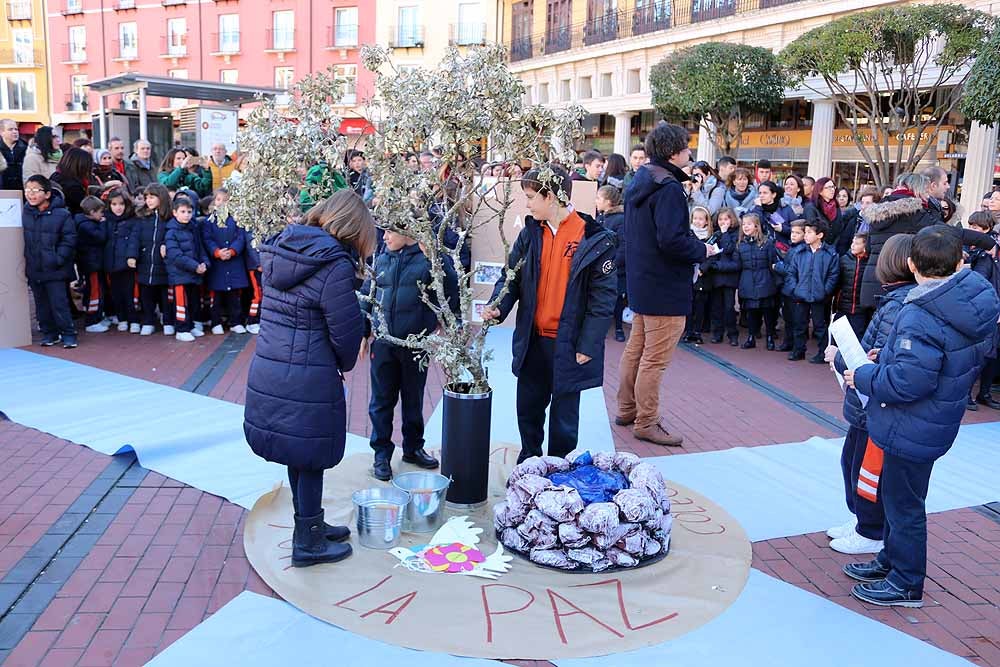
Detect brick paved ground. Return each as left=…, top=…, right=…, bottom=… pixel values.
left=5, top=326, right=999, bottom=666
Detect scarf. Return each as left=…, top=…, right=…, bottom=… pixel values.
left=693, top=225, right=710, bottom=240
left=760, top=199, right=780, bottom=215
left=47, top=149, right=63, bottom=164
left=94, top=164, right=114, bottom=180
left=820, top=196, right=838, bottom=223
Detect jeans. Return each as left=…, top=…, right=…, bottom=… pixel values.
left=369, top=340, right=428, bottom=459
left=516, top=335, right=580, bottom=460
left=287, top=467, right=324, bottom=517
left=840, top=426, right=885, bottom=540
left=31, top=280, right=75, bottom=338
left=617, top=313, right=685, bottom=430
left=792, top=301, right=828, bottom=354
left=875, top=452, right=934, bottom=595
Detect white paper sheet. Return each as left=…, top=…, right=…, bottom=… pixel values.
left=829, top=316, right=873, bottom=408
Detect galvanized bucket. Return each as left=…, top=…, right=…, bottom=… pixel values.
left=392, top=471, right=451, bottom=533
left=352, top=487, right=410, bottom=549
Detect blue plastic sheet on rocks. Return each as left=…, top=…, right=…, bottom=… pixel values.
left=548, top=451, right=629, bottom=504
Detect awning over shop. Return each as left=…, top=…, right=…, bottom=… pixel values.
left=17, top=122, right=41, bottom=134
left=339, top=118, right=375, bottom=136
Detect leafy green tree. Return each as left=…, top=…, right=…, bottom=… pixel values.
left=781, top=4, right=995, bottom=188
left=961, top=27, right=1000, bottom=125
left=650, top=42, right=785, bottom=155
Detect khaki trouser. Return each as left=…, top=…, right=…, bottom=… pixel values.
left=617, top=314, right=686, bottom=431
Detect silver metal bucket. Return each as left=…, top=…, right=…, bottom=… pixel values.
left=392, top=472, right=451, bottom=533
left=352, top=487, right=410, bottom=549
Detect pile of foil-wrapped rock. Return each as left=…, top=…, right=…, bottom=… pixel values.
left=493, top=451, right=673, bottom=572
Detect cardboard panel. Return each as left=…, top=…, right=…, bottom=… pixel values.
left=0, top=191, right=31, bottom=348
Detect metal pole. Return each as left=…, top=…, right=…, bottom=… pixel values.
left=98, top=94, right=108, bottom=149
left=139, top=88, right=148, bottom=142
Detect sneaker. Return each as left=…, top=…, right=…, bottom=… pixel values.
left=109, top=316, right=119, bottom=325
left=191, top=327, right=205, bottom=337
left=85, top=322, right=110, bottom=333
left=830, top=531, right=884, bottom=555
left=61, top=335, right=79, bottom=349
left=211, top=324, right=225, bottom=335
left=139, top=325, right=155, bottom=336
left=851, top=579, right=923, bottom=608
left=842, top=559, right=890, bottom=583
left=826, top=517, right=856, bottom=539
left=130, top=323, right=141, bottom=334
left=163, top=325, right=175, bottom=336
left=39, top=335, right=60, bottom=347
left=116, top=322, right=129, bottom=332
left=193, top=321, right=205, bottom=333
left=247, top=323, right=260, bottom=335
left=231, top=324, right=248, bottom=334
left=175, top=331, right=196, bottom=342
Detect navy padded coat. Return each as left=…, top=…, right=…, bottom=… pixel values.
left=735, top=238, right=779, bottom=302
left=73, top=212, right=107, bottom=274
left=243, top=225, right=364, bottom=471
left=853, top=270, right=1000, bottom=463
left=22, top=192, right=76, bottom=283
left=164, top=218, right=209, bottom=286
left=785, top=243, right=840, bottom=303
left=835, top=282, right=915, bottom=429
left=702, top=228, right=740, bottom=289
left=129, top=213, right=169, bottom=286
left=201, top=214, right=249, bottom=291
left=103, top=213, right=136, bottom=274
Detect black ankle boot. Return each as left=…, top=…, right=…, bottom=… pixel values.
left=741, top=336, right=756, bottom=349
left=292, top=511, right=352, bottom=567
left=766, top=336, right=775, bottom=351
left=402, top=448, right=439, bottom=469
left=977, top=393, right=1000, bottom=410
left=373, top=455, right=392, bottom=481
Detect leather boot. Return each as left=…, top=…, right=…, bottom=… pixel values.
left=373, top=453, right=393, bottom=481
left=402, top=448, right=439, bottom=469
left=766, top=336, right=775, bottom=351
left=292, top=511, right=352, bottom=567
left=740, top=336, right=756, bottom=349
left=977, top=393, right=1000, bottom=410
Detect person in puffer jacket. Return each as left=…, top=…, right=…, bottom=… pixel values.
left=163, top=197, right=210, bottom=342
left=128, top=183, right=174, bottom=335
left=784, top=218, right=840, bottom=363
left=244, top=190, right=377, bottom=568
left=705, top=207, right=740, bottom=345
left=22, top=175, right=78, bottom=348
left=965, top=212, right=1000, bottom=411
left=772, top=221, right=806, bottom=352
left=735, top=212, right=779, bottom=349
left=828, top=233, right=915, bottom=556
left=74, top=196, right=109, bottom=332
left=201, top=189, right=249, bottom=334
left=596, top=185, right=627, bottom=341
left=843, top=226, right=1000, bottom=608
left=101, top=188, right=138, bottom=332
left=834, top=232, right=871, bottom=340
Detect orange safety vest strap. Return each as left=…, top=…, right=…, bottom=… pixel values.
left=174, top=285, right=187, bottom=322
left=856, top=437, right=884, bottom=503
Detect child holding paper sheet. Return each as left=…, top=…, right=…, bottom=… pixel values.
left=842, top=227, right=1000, bottom=608
left=826, top=234, right=915, bottom=556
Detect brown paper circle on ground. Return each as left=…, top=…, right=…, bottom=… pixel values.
left=245, top=445, right=752, bottom=660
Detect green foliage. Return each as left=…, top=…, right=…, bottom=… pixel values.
left=962, top=28, right=1000, bottom=124
left=649, top=42, right=785, bottom=153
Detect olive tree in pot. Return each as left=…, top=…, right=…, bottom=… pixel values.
left=228, top=45, right=583, bottom=507
left=359, top=44, right=584, bottom=506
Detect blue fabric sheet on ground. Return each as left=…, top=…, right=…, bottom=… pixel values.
left=548, top=451, right=629, bottom=504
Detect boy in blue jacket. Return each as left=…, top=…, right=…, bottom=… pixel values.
left=785, top=219, right=839, bottom=363
left=844, top=226, right=1000, bottom=607
left=75, top=196, right=109, bottom=333
left=363, top=229, right=459, bottom=481
left=164, top=197, right=210, bottom=342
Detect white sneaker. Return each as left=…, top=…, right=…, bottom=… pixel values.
left=117, top=322, right=129, bottom=332
left=211, top=324, right=224, bottom=335
left=109, top=316, right=119, bottom=325
left=139, top=325, right=155, bottom=336
left=85, top=322, right=110, bottom=333
left=193, top=322, right=204, bottom=333
left=175, top=331, right=196, bottom=342
left=247, top=323, right=260, bottom=335
left=163, top=325, right=176, bottom=335
left=830, top=531, right=884, bottom=555
left=231, top=324, right=247, bottom=334
left=826, top=518, right=857, bottom=540
left=191, top=327, right=205, bottom=337
left=130, top=323, right=142, bottom=334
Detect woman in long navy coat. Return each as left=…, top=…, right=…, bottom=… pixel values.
left=244, top=190, right=377, bottom=567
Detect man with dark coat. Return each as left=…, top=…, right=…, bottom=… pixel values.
left=124, top=140, right=156, bottom=195
left=0, top=119, right=28, bottom=191
left=615, top=123, right=719, bottom=447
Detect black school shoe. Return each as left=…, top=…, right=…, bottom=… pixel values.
left=39, top=335, right=60, bottom=347
left=61, top=335, right=79, bottom=349
left=373, top=456, right=392, bottom=481
left=615, top=329, right=626, bottom=342
left=851, top=580, right=923, bottom=608
left=402, top=448, right=439, bottom=469
left=808, top=352, right=825, bottom=364
left=843, top=559, right=890, bottom=582
left=976, top=393, right=1000, bottom=410
left=966, top=396, right=979, bottom=411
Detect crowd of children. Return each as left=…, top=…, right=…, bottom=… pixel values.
left=22, top=176, right=262, bottom=347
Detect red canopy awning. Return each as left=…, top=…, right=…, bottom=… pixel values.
left=17, top=122, right=42, bottom=134
left=339, top=118, right=374, bottom=136
left=60, top=122, right=92, bottom=131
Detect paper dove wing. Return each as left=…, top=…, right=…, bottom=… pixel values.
left=458, top=545, right=513, bottom=580
left=428, top=516, right=483, bottom=547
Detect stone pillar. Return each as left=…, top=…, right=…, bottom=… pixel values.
left=807, top=99, right=836, bottom=178
left=613, top=111, right=636, bottom=157
left=697, top=118, right=717, bottom=166
left=959, top=121, right=998, bottom=224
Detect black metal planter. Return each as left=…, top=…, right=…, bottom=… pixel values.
left=440, top=385, right=492, bottom=508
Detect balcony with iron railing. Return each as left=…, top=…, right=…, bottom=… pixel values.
left=449, top=22, right=486, bottom=46
left=60, top=42, right=87, bottom=64
left=326, top=23, right=359, bottom=49
left=388, top=25, right=424, bottom=49
left=265, top=28, right=295, bottom=52
left=5, top=1, right=31, bottom=20
left=64, top=93, right=89, bottom=112
left=509, top=0, right=806, bottom=62
left=112, top=39, right=139, bottom=62
left=0, top=47, right=45, bottom=67
left=160, top=34, right=188, bottom=58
